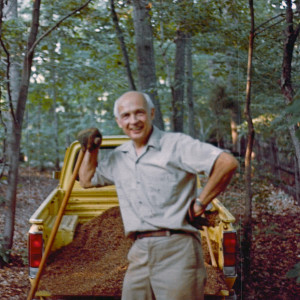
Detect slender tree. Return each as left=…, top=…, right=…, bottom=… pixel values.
left=242, top=0, right=255, bottom=290
left=171, top=28, right=186, bottom=132
left=0, top=0, right=93, bottom=263
left=110, top=0, right=136, bottom=91
left=49, top=52, right=60, bottom=171
left=1, top=0, right=42, bottom=263
left=132, top=0, right=164, bottom=129
left=171, top=0, right=188, bottom=133
left=186, top=33, right=196, bottom=138
left=280, top=0, right=300, bottom=201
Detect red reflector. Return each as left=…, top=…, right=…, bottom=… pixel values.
left=224, top=232, right=237, bottom=253
left=223, top=232, right=237, bottom=266
left=31, top=254, right=42, bottom=268
left=29, top=233, right=43, bottom=268
left=224, top=253, right=236, bottom=266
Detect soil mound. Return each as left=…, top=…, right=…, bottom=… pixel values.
left=40, top=206, right=227, bottom=297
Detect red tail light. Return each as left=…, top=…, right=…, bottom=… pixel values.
left=29, top=233, right=43, bottom=268
left=223, top=231, right=237, bottom=266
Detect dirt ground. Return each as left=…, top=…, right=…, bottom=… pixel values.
left=0, top=165, right=300, bottom=299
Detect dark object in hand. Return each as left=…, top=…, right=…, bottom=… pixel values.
left=77, top=128, right=102, bottom=152
left=187, top=199, right=220, bottom=230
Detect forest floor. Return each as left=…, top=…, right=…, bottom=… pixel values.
left=0, top=164, right=299, bottom=300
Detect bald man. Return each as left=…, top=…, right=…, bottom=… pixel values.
left=79, top=91, right=238, bottom=300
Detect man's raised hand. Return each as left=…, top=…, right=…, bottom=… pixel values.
left=77, top=128, right=102, bottom=152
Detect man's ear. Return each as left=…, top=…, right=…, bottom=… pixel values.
left=150, top=108, right=155, bottom=120
left=115, top=117, right=122, bottom=128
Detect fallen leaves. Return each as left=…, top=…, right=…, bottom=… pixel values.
left=219, top=173, right=300, bottom=300
left=0, top=166, right=299, bottom=299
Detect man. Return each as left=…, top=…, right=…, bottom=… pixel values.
left=78, top=91, right=238, bottom=300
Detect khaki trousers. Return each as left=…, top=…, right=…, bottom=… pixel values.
left=122, top=232, right=207, bottom=300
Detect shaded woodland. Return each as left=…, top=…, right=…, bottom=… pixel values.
left=0, top=0, right=300, bottom=298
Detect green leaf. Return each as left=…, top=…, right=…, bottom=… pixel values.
left=286, top=262, right=300, bottom=284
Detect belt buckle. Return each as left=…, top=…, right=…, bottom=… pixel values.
left=165, top=230, right=171, bottom=236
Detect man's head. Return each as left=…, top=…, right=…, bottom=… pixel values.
left=114, top=91, right=155, bottom=147
left=113, top=91, right=154, bottom=119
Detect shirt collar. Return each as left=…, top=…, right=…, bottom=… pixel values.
left=117, top=125, right=162, bottom=153
left=146, top=126, right=162, bottom=151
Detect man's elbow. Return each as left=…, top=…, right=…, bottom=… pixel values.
left=229, top=155, right=239, bottom=172
left=79, top=178, right=93, bottom=189
left=221, top=152, right=239, bottom=173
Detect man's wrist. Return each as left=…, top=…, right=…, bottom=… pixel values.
left=195, top=198, right=207, bottom=210
left=192, top=198, right=206, bottom=217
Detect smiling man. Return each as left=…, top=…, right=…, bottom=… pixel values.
left=78, top=91, right=238, bottom=300
left=114, top=91, right=155, bottom=156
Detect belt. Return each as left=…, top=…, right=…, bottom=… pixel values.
left=135, top=229, right=187, bottom=239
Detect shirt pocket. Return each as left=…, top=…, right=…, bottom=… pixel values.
left=147, top=173, right=179, bottom=208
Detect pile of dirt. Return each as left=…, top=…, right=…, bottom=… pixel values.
left=40, top=206, right=132, bottom=297
left=39, top=206, right=227, bottom=297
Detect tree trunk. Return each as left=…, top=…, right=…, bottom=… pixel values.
left=37, top=104, right=44, bottom=171
left=1, top=0, right=41, bottom=260
left=280, top=0, right=300, bottom=186
left=295, top=156, right=300, bottom=204
left=186, top=33, right=195, bottom=138
left=132, top=0, right=164, bottom=130
left=242, top=0, right=255, bottom=291
left=171, top=29, right=186, bottom=132
left=1, top=0, right=21, bottom=262
left=50, top=54, right=60, bottom=170
left=230, top=103, right=241, bottom=154
left=2, top=125, right=21, bottom=253
left=110, top=0, right=136, bottom=91
left=0, top=0, right=4, bottom=178
left=1, top=0, right=93, bottom=263
left=230, top=118, right=238, bottom=153
left=1, top=0, right=20, bottom=175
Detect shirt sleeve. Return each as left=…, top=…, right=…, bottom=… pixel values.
left=91, top=150, right=115, bottom=187
left=176, top=134, right=223, bottom=176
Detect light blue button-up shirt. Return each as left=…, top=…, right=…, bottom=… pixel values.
left=92, top=126, right=223, bottom=236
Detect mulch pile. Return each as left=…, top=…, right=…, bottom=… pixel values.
left=39, top=206, right=227, bottom=297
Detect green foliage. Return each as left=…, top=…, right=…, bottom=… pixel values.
left=286, top=262, right=300, bottom=284
left=19, top=248, right=28, bottom=266
left=0, top=241, right=11, bottom=265
left=0, top=0, right=298, bottom=169
left=0, top=194, right=5, bottom=205
left=285, top=95, right=300, bottom=124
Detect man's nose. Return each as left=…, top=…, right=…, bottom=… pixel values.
left=129, top=114, right=138, bottom=123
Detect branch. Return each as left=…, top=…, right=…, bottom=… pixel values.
left=110, top=0, right=136, bottom=90
left=295, top=23, right=300, bottom=38
left=255, top=18, right=286, bottom=36
left=28, top=0, right=93, bottom=56
left=0, top=0, right=3, bottom=35
left=254, top=13, right=285, bottom=33
left=0, top=38, right=17, bottom=124
left=0, top=105, right=7, bottom=179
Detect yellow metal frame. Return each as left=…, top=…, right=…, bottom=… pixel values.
left=59, top=136, right=129, bottom=191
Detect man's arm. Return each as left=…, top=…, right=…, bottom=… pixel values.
left=77, top=128, right=102, bottom=188
left=193, top=152, right=238, bottom=217
left=79, top=149, right=99, bottom=188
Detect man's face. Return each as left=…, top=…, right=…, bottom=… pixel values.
left=116, top=92, right=154, bottom=146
